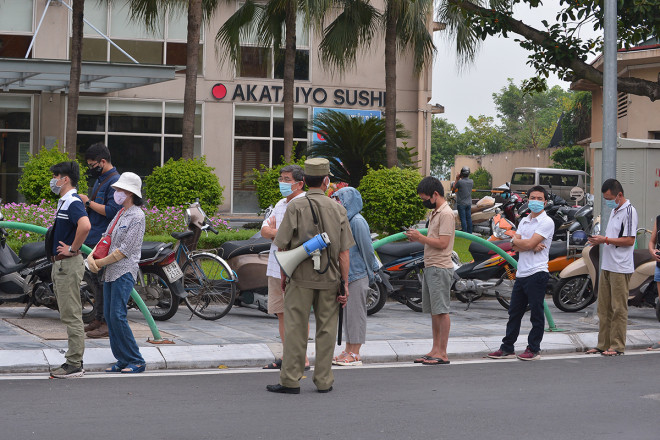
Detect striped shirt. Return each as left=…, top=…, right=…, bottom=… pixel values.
left=601, top=199, right=637, bottom=274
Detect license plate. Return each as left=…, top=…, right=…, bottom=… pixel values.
left=163, top=262, right=183, bottom=282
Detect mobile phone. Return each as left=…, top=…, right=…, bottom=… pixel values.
left=401, top=226, right=410, bottom=231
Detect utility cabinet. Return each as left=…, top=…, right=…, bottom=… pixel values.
left=592, top=138, right=660, bottom=248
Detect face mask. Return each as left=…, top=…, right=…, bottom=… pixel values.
left=50, top=177, right=63, bottom=195
left=605, top=198, right=619, bottom=210
left=528, top=200, right=545, bottom=213
left=422, top=198, right=436, bottom=210
left=87, top=164, right=103, bottom=178
left=114, top=191, right=128, bottom=205
left=279, top=182, right=294, bottom=197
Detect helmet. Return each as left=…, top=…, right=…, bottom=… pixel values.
left=570, top=230, right=588, bottom=246
left=460, top=166, right=470, bottom=177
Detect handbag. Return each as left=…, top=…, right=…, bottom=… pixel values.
left=92, top=208, right=124, bottom=260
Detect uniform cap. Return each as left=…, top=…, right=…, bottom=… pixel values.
left=304, top=158, right=332, bottom=177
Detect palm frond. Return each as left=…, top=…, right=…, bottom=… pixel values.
left=215, top=1, right=262, bottom=66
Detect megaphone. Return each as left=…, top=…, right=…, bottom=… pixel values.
left=275, top=233, right=331, bottom=278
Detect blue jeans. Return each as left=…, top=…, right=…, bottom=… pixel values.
left=500, top=271, right=549, bottom=354
left=457, top=204, right=473, bottom=234
left=104, top=273, right=145, bottom=367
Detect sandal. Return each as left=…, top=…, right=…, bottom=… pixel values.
left=105, top=363, right=126, bottom=373
left=335, top=352, right=362, bottom=366
left=263, top=359, right=282, bottom=370
left=647, top=342, right=660, bottom=351
left=332, top=351, right=349, bottom=365
left=601, top=350, right=624, bottom=356
left=414, top=355, right=432, bottom=363
left=121, top=364, right=146, bottom=373
left=585, top=348, right=604, bottom=355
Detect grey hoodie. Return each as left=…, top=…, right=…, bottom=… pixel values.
left=334, top=187, right=379, bottom=283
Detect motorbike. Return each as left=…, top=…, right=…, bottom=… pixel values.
left=0, top=221, right=97, bottom=323
left=553, top=235, right=658, bottom=317
left=132, top=241, right=186, bottom=321
left=366, top=241, right=461, bottom=315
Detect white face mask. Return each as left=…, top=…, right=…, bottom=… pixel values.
left=113, top=191, right=128, bottom=205
left=50, top=177, right=63, bottom=195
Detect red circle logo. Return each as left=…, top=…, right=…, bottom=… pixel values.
left=212, top=84, right=227, bottom=100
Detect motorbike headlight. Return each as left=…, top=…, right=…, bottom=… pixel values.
left=493, top=222, right=507, bottom=239
left=184, top=209, right=191, bottom=225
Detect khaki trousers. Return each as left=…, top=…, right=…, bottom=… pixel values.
left=51, top=255, right=86, bottom=367
left=596, top=270, right=631, bottom=353
left=280, top=282, right=339, bottom=390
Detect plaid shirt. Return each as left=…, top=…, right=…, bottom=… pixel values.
left=101, top=205, right=145, bottom=282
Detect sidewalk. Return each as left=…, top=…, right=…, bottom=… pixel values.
left=1, top=299, right=659, bottom=374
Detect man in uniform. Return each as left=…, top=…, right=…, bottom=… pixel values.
left=267, top=158, right=354, bottom=394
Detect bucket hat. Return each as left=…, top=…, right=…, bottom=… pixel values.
left=112, top=172, right=142, bottom=198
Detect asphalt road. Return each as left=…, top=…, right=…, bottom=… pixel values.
left=1, top=353, right=659, bottom=440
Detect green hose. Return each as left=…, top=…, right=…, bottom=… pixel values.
left=373, top=229, right=563, bottom=332
left=0, top=221, right=163, bottom=340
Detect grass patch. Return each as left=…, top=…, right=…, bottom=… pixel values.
left=453, top=237, right=473, bottom=263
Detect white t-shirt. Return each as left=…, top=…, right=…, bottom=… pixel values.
left=262, top=192, right=306, bottom=278
left=516, top=210, right=555, bottom=278
left=601, top=200, right=638, bottom=274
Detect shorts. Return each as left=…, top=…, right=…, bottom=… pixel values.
left=421, top=266, right=453, bottom=315
left=655, top=266, right=660, bottom=282
left=267, top=276, right=284, bottom=314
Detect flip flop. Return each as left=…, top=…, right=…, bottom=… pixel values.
left=601, top=350, right=624, bottom=356
left=121, top=364, right=146, bottom=373
left=413, top=355, right=432, bottom=364
left=647, top=342, right=660, bottom=351
left=105, top=363, right=126, bottom=373
left=421, top=357, right=450, bottom=366
left=585, top=348, right=604, bottom=355
left=263, top=359, right=282, bottom=370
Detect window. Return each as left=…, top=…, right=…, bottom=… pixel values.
left=0, top=0, right=34, bottom=59
left=76, top=98, right=202, bottom=180
left=511, top=172, right=534, bottom=185
left=539, top=173, right=578, bottom=187
left=232, top=105, right=308, bottom=212
left=237, top=7, right=310, bottom=80
left=72, top=0, right=201, bottom=69
left=0, top=95, right=32, bottom=203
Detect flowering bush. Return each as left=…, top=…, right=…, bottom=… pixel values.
left=325, top=182, right=349, bottom=197
left=1, top=200, right=234, bottom=246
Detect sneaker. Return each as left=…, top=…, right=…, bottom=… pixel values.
left=487, top=349, right=516, bottom=359
left=50, top=363, right=84, bottom=379
left=517, top=347, right=540, bottom=361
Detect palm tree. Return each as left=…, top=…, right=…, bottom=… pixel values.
left=129, top=0, right=219, bottom=159
left=216, top=0, right=332, bottom=162
left=308, top=110, right=410, bottom=187
left=319, top=0, right=435, bottom=168
left=66, top=0, right=86, bottom=160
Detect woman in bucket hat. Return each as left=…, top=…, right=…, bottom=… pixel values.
left=87, top=172, right=147, bottom=373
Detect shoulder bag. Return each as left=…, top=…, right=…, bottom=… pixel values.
left=92, top=208, right=125, bottom=259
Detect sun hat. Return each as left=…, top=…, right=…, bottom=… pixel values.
left=111, top=172, right=142, bottom=198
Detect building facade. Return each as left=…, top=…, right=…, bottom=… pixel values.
left=0, top=0, right=436, bottom=212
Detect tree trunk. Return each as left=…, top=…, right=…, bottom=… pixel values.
left=282, top=1, right=296, bottom=163
left=66, top=0, right=85, bottom=160
left=182, top=0, right=202, bottom=159
left=384, top=10, right=398, bottom=168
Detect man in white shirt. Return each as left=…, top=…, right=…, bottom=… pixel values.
left=586, top=178, right=637, bottom=356
left=488, top=186, right=555, bottom=361
left=261, top=165, right=307, bottom=370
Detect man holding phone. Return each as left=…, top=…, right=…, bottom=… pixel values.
left=585, top=179, right=637, bottom=356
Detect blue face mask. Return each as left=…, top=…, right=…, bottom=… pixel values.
left=528, top=200, right=545, bottom=213
left=605, top=198, right=619, bottom=210
left=279, top=182, right=293, bottom=197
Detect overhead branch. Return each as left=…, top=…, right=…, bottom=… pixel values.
left=448, top=0, right=660, bottom=101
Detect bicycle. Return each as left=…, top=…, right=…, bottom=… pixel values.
left=172, top=201, right=237, bottom=321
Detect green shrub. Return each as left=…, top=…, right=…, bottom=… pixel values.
left=357, top=167, right=428, bottom=235
left=18, top=145, right=89, bottom=203
left=471, top=167, right=492, bottom=190
left=250, top=155, right=306, bottom=212
left=144, top=157, right=224, bottom=214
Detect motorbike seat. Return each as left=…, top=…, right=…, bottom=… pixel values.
left=633, top=249, right=653, bottom=267
left=548, top=241, right=567, bottom=260
left=171, top=231, right=194, bottom=240
left=218, top=236, right=272, bottom=260
left=18, top=241, right=47, bottom=262
left=141, top=241, right=174, bottom=260
left=376, top=241, right=424, bottom=259
left=468, top=240, right=511, bottom=257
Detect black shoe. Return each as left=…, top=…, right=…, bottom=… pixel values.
left=317, top=386, right=333, bottom=393
left=266, top=384, right=300, bottom=394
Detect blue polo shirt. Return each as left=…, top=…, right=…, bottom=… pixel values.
left=53, top=189, right=88, bottom=256
left=85, top=167, right=121, bottom=246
